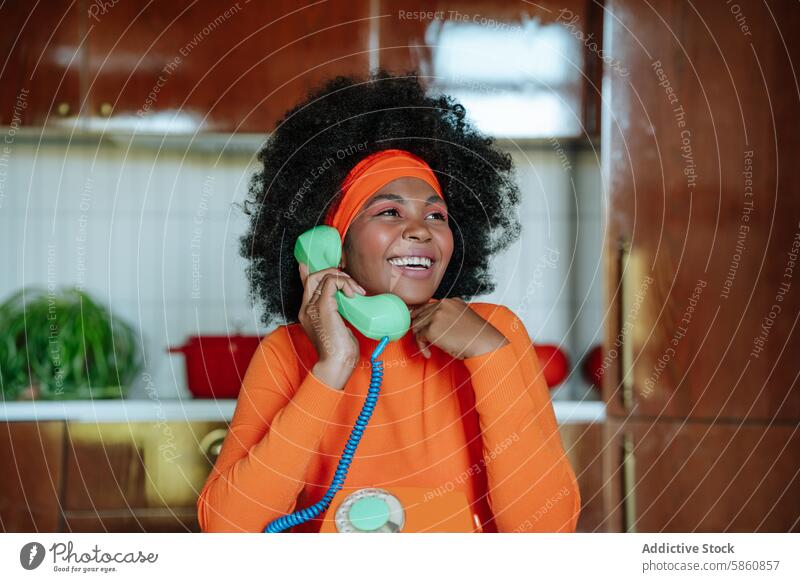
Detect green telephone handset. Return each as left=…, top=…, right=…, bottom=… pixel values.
left=294, top=225, right=410, bottom=341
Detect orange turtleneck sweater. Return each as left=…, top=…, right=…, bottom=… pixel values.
left=196, top=302, right=581, bottom=533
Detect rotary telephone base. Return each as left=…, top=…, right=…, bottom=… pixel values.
left=318, top=486, right=482, bottom=533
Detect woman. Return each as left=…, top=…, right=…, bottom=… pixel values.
left=196, top=70, right=581, bottom=533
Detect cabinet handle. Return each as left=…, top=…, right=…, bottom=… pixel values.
left=618, top=238, right=634, bottom=411
left=622, top=433, right=637, bottom=532
left=56, top=102, right=70, bottom=116
left=199, top=428, right=228, bottom=464
left=99, top=102, right=113, bottom=117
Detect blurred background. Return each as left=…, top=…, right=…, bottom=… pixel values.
left=1, top=0, right=798, bottom=533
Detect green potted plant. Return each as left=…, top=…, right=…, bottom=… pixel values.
left=0, top=287, right=142, bottom=400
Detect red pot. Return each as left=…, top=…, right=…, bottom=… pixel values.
left=533, top=344, right=570, bottom=389
left=582, top=345, right=604, bottom=390
left=168, top=335, right=262, bottom=399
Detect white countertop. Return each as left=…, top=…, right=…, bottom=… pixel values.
left=554, top=400, right=606, bottom=424
left=1, top=399, right=237, bottom=423
left=1, top=399, right=605, bottom=424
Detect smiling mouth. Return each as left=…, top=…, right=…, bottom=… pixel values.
left=387, top=256, right=433, bottom=270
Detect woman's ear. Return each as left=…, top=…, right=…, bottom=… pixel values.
left=340, top=236, right=349, bottom=270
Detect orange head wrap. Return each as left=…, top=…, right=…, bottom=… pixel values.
left=324, top=149, right=443, bottom=240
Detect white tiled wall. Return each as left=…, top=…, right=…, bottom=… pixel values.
left=481, top=145, right=605, bottom=401
left=0, top=140, right=604, bottom=401
left=1, top=141, right=260, bottom=400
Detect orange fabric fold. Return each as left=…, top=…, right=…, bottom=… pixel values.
left=324, top=149, right=443, bottom=240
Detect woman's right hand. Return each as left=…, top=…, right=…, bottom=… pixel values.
left=298, top=263, right=365, bottom=390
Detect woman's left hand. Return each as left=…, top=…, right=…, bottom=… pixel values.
left=410, top=298, right=509, bottom=359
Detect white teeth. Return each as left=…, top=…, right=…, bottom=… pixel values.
left=388, top=256, right=432, bottom=268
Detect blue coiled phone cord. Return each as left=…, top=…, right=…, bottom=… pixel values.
left=264, top=336, right=390, bottom=533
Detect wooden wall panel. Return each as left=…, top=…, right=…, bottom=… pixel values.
left=602, top=0, right=800, bottom=421
left=0, top=422, right=65, bottom=532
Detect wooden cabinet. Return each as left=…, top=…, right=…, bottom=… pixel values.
left=81, top=0, right=372, bottom=133
left=0, top=2, right=82, bottom=127
left=0, top=1, right=372, bottom=133
left=62, top=421, right=227, bottom=532
left=603, top=0, right=800, bottom=421
left=559, top=423, right=607, bottom=532
left=0, top=420, right=227, bottom=532
left=601, top=0, right=800, bottom=531
left=603, top=418, right=800, bottom=532
left=1, top=0, right=602, bottom=137
left=379, top=0, right=604, bottom=137
left=0, top=422, right=65, bottom=532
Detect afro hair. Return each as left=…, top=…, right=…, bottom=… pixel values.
left=238, top=69, right=521, bottom=328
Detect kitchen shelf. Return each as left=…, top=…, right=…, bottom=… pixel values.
left=1, top=399, right=235, bottom=423
left=1, top=399, right=605, bottom=424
